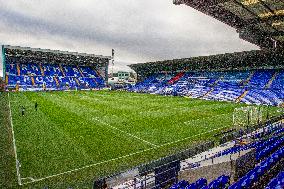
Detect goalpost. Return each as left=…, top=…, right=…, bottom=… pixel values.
left=233, top=106, right=263, bottom=129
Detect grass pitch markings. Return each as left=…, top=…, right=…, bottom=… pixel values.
left=7, top=93, right=22, bottom=186
left=11, top=92, right=150, bottom=180
left=46, top=93, right=157, bottom=147
left=11, top=93, right=280, bottom=186
left=21, top=123, right=229, bottom=185
left=60, top=91, right=240, bottom=144
left=92, top=117, right=158, bottom=147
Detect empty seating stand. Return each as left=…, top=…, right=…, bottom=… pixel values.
left=5, top=62, right=106, bottom=91
left=169, top=124, right=284, bottom=189
left=129, top=69, right=284, bottom=106
left=169, top=175, right=230, bottom=189
left=265, top=171, right=284, bottom=189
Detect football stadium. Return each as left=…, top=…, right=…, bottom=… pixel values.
left=1, top=1, right=284, bottom=189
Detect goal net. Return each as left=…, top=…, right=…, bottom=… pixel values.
left=233, top=106, right=263, bottom=128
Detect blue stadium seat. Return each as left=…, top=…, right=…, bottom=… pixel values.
left=129, top=69, right=284, bottom=106
left=185, top=183, right=197, bottom=189
left=5, top=60, right=106, bottom=91
left=195, top=178, right=207, bottom=188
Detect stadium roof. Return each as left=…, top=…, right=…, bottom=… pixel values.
left=3, top=45, right=112, bottom=59
left=129, top=49, right=284, bottom=77
left=3, top=45, right=111, bottom=66
left=173, top=0, right=284, bottom=49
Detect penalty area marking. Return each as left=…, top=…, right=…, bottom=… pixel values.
left=22, top=177, right=36, bottom=182
left=21, top=124, right=228, bottom=185
left=8, top=93, right=22, bottom=186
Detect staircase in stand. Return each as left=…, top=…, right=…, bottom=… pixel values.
left=54, top=77, right=59, bottom=87
left=59, top=65, right=66, bottom=77
left=5, top=75, right=8, bottom=85
left=17, top=64, right=21, bottom=76
left=93, top=78, right=98, bottom=87
left=16, top=84, right=19, bottom=91
left=77, top=66, right=85, bottom=77
left=236, top=90, right=249, bottom=103
left=212, top=78, right=221, bottom=86
left=241, top=71, right=255, bottom=86
left=199, top=76, right=221, bottom=98
left=199, top=88, right=214, bottom=99
left=93, top=67, right=101, bottom=77
left=39, top=64, right=45, bottom=76
left=31, top=76, right=35, bottom=86
left=74, top=78, right=81, bottom=86
left=265, top=71, right=279, bottom=89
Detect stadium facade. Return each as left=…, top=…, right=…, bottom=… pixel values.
left=2, top=45, right=111, bottom=91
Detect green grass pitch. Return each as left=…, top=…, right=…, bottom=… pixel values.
left=1, top=91, right=282, bottom=188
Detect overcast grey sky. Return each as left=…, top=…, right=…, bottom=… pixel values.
left=0, top=0, right=259, bottom=74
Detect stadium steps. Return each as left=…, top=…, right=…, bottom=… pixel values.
left=31, top=76, right=35, bottom=86
left=17, top=64, right=21, bottom=76
left=77, top=66, right=85, bottom=77
left=93, top=78, right=98, bottom=86
left=241, top=71, right=255, bottom=86
left=199, top=88, right=214, bottom=98
left=92, top=67, right=101, bottom=77
left=212, top=78, right=221, bottom=86
left=235, top=90, right=249, bottom=103
left=54, top=77, right=60, bottom=87
left=74, top=78, right=81, bottom=86
left=197, top=77, right=221, bottom=98
left=59, top=64, right=66, bottom=77
left=16, top=83, right=19, bottom=91
left=168, top=72, right=185, bottom=84
left=39, top=64, right=45, bottom=76
left=265, top=71, right=279, bottom=89
left=199, top=78, right=220, bottom=98
left=5, top=75, right=8, bottom=84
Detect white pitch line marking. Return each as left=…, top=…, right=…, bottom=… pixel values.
left=21, top=125, right=227, bottom=185
left=8, top=93, right=22, bottom=185
left=48, top=94, right=156, bottom=147
left=22, top=146, right=155, bottom=185
left=22, top=177, right=36, bottom=182
left=158, top=124, right=229, bottom=148
left=93, top=117, right=157, bottom=147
